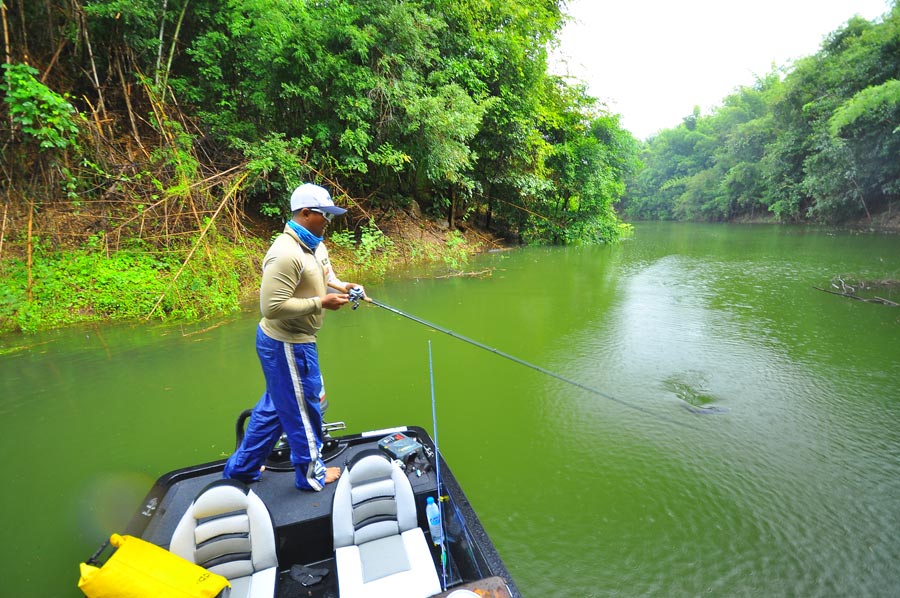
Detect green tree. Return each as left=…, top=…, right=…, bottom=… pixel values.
left=626, top=3, right=899, bottom=224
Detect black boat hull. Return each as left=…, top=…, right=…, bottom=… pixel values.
left=125, top=425, right=519, bottom=598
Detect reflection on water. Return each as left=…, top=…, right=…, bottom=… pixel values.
left=2, top=223, right=899, bottom=597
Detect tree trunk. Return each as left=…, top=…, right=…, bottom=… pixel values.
left=0, top=198, right=8, bottom=261
left=448, top=187, right=456, bottom=229
left=482, top=184, right=492, bottom=229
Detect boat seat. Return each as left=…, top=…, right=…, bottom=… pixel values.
left=332, top=450, right=442, bottom=598
left=170, top=479, right=278, bottom=598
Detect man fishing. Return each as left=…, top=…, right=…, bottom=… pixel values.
left=224, top=183, right=364, bottom=491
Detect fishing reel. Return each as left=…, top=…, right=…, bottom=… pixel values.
left=348, top=286, right=365, bottom=309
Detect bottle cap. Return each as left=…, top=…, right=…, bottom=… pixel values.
left=427, top=496, right=435, bottom=504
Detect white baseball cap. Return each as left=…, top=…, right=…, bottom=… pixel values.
left=289, top=183, right=347, bottom=215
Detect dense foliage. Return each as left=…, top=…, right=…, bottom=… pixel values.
left=2, top=0, right=636, bottom=243
left=622, top=3, right=900, bottom=224
left=1, top=0, right=639, bottom=333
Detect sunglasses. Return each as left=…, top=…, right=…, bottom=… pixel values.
left=308, top=208, right=334, bottom=222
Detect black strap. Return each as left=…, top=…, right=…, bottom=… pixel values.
left=290, top=564, right=330, bottom=586
left=86, top=539, right=112, bottom=566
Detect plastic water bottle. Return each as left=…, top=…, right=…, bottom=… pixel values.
left=426, top=496, right=443, bottom=545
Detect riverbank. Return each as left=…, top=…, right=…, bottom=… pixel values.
left=3, top=202, right=894, bottom=340
left=853, top=207, right=900, bottom=233
left=729, top=206, right=900, bottom=232
left=0, top=205, right=502, bottom=339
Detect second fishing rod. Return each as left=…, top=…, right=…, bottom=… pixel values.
left=330, top=283, right=701, bottom=430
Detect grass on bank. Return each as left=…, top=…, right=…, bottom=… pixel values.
left=0, top=222, right=478, bottom=336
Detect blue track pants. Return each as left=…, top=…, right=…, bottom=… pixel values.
left=223, top=325, right=327, bottom=491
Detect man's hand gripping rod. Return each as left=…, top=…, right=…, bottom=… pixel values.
left=328, top=282, right=369, bottom=309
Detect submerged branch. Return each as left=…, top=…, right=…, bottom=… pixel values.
left=813, top=285, right=899, bottom=307
left=435, top=269, right=493, bottom=279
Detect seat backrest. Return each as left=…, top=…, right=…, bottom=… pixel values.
left=332, top=451, right=418, bottom=549
left=170, top=479, right=278, bottom=580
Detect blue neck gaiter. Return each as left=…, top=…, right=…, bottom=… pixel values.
left=287, top=219, right=323, bottom=251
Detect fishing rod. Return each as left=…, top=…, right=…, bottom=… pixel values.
left=330, top=283, right=702, bottom=430
left=427, top=340, right=448, bottom=590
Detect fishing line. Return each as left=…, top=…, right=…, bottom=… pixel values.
left=337, top=284, right=703, bottom=430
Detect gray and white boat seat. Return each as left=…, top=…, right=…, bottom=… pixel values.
left=331, top=450, right=442, bottom=597
left=170, top=479, right=279, bottom=598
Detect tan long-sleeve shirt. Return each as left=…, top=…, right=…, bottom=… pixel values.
left=258, top=224, right=342, bottom=343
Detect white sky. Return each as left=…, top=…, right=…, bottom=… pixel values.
left=550, top=0, right=894, bottom=139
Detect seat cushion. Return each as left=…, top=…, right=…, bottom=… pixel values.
left=334, top=527, right=441, bottom=598
left=332, top=455, right=418, bottom=549
left=169, top=480, right=278, bottom=598
left=359, top=534, right=410, bottom=582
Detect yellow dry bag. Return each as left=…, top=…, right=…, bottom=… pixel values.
left=78, top=533, right=230, bottom=598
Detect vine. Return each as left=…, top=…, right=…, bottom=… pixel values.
left=2, top=63, right=81, bottom=150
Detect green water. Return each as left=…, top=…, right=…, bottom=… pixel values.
left=2, top=223, right=899, bottom=597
